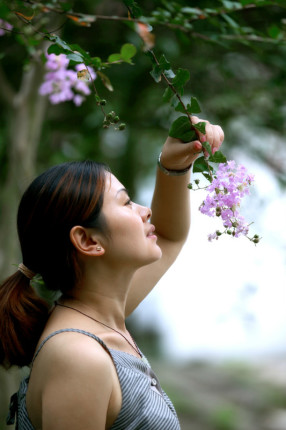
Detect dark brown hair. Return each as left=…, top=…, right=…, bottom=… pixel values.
left=0, top=160, right=108, bottom=367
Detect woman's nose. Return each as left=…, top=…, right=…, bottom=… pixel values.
left=139, top=205, right=152, bottom=222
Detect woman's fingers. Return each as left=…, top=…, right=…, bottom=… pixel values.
left=191, top=116, right=224, bottom=155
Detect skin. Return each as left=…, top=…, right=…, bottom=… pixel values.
left=26, top=117, right=224, bottom=430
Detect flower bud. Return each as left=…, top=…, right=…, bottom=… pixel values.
left=188, top=183, right=193, bottom=189
left=119, top=123, right=126, bottom=130
left=195, top=179, right=200, bottom=185
left=216, top=207, right=221, bottom=216
left=100, top=99, right=107, bottom=105
left=216, top=230, right=222, bottom=236
left=227, top=230, right=232, bottom=235
left=114, top=116, right=120, bottom=123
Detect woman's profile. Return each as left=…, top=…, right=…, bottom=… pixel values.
left=0, top=117, right=224, bottom=429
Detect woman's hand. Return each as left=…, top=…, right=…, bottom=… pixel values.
left=160, top=116, right=224, bottom=171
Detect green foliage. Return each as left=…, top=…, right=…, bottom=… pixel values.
left=169, top=116, right=197, bottom=142
left=0, top=0, right=286, bottom=192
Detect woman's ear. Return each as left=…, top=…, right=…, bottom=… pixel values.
left=70, top=226, right=105, bottom=256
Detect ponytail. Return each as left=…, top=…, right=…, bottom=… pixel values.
left=0, top=270, right=49, bottom=368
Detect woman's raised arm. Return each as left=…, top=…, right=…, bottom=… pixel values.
left=125, top=118, right=224, bottom=316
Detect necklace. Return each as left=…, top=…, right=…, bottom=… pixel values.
left=55, top=302, right=142, bottom=358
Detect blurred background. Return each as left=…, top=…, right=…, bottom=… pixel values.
left=0, top=1, right=286, bottom=429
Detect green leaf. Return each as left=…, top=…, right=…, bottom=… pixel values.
left=193, top=157, right=211, bottom=174
left=69, top=43, right=91, bottom=59
left=202, top=141, right=212, bottom=157
left=46, top=34, right=72, bottom=52
left=209, top=151, right=227, bottom=163
left=175, top=97, right=201, bottom=114
left=91, top=57, right=102, bottom=69
left=159, top=55, right=175, bottom=77
left=193, top=121, right=206, bottom=134
left=158, top=54, right=171, bottom=70
left=47, top=43, right=87, bottom=65
left=150, top=54, right=175, bottom=82
left=108, top=53, right=122, bottom=63
left=202, top=173, right=213, bottom=182
left=120, top=43, right=137, bottom=60
left=164, top=69, right=176, bottom=79
left=97, top=71, right=114, bottom=91
left=150, top=64, right=163, bottom=82
left=187, top=97, right=201, bottom=114
left=173, top=68, right=190, bottom=87
left=172, top=68, right=190, bottom=95
left=169, top=116, right=197, bottom=143
left=65, top=52, right=85, bottom=63
left=47, top=44, right=65, bottom=55
left=170, top=96, right=180, bottom=108
left=267, top=25, right=281, bottom=39
left=163, top=87, right=174, bottom=102
left=175, top=103, right=187, bottom=113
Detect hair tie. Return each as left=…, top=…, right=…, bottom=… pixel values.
left=18, top=263, right=36, bottom=280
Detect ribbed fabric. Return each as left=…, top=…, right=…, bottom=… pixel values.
left=7, top=328, right=181, bottom=430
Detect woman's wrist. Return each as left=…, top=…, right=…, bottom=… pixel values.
left=157, top=152, right=192, bottom=176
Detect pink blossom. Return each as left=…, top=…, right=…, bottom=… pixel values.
left=0, top=19, right=13, bottom=36
left=39, top=53, right=96, bottom=105
left=199, top=161, right=255, bottom=240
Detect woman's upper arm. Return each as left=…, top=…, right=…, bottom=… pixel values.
left=41, top=339, right=113, bottom=430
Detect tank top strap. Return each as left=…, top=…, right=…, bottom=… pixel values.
left=31, top=328, right=110, bottom=367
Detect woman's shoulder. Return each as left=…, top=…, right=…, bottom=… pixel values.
left=34, top=328, right=113, bottom=374
left=27, top=329, right=120, bottom=430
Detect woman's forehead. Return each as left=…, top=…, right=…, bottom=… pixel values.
left=105, top=172, right=125, bottom=195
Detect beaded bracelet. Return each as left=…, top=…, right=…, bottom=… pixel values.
left=157, top=152, right=192, bottom=176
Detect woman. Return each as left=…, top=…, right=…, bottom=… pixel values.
left=0, top=117, right=223, bottom=430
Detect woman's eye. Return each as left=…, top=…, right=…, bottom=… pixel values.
left=125, top=198, right=132, bottom=206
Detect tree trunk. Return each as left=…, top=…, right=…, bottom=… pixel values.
left=0, top=59, right=48, bottom=278
left=0, top=57, right=48, bottom=429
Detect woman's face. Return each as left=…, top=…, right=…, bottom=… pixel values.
left=100, top=173, right=162, bottom=269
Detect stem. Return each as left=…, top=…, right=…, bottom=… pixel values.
left=148, top=49, right=215, bottom=181
left=84, top=64, right=106, bottom=116
left=148, top=50, right=193, bottom=124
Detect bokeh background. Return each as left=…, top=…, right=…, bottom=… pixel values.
left=1, top=1, right=286, bottom=429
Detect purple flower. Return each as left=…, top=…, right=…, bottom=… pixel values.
left=39, top=53, right=96, bottom=105
left=0, top=19, right=13, bottom=36
left=199, top=160, right=255, bottom=240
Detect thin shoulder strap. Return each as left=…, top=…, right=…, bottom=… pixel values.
left=31, top=328, right=110, bottom=367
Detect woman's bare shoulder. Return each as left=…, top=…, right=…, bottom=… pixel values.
left=28, top=330, right=117, bottom=430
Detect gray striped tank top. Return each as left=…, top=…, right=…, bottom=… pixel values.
left=7, top=328, right=181, bottom=429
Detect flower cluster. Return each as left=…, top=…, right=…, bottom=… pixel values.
left=0, top=19, right=13, bottom=36
left=198, top=161, right=257, bottom=242
left=39, top=53, right=96, bottom=106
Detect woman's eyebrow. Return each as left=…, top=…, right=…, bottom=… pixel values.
left=115, top=188, right=129, bottom=198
